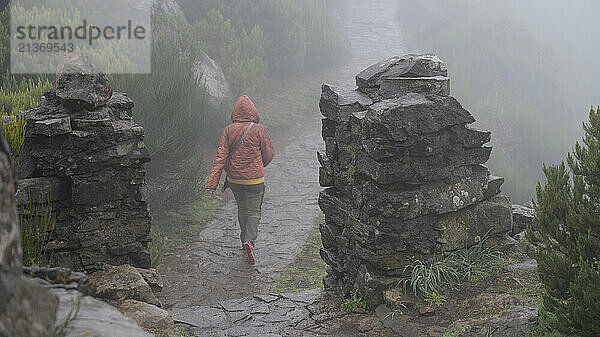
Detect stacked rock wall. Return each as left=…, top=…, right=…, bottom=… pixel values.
left=318, top=54, right=513, bottom=308
left=17, top=55, right=152, bottom=271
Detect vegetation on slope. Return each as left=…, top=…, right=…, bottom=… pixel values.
left=177, top=0, right=342, bottom=94
left=528, top=106, right=600, bottom=336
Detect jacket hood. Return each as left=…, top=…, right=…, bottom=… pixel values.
left=232, top=95, right=260, bottom=123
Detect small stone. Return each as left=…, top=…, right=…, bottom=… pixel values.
left=16, top=177, right=70, bottom=204
left=31, top=117, right=72, bottom=137
left=170, top=306, right=231, bottom=330
left=136, top=268, right=163, bottom=293
left=512, top=204, right=535, bottom=233
left=383, top=287, right=418, bottom=309
left=378, top=75, right=450, bottom=98
left=88, top=264, right=161, bottom=307
left=280, top=288, right=322, bottom=305
left=353, top=307, right=367, bottom=314
left=320, top=84, right=372, bottom=122
left=357, top=315, right=382, bottom=332
left=504, top=259, right=538, bottom=272
left=219, top=298, right=251, bottom=312
left=419, top=306, right=435, bottom=316
left=485, top=175, right=505, bottom=199
left=467, top=305, right=539, bottom=337
left=254, top=294, right=279, bottom=303
left=107, top=92, right=134, bottom=110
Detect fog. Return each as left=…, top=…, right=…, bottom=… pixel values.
left=395, top=0, right=600, bottom=202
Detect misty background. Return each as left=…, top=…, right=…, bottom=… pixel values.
left=2, top=0, right=599, bottom=267
left=396, top=0, right=600, bottom=202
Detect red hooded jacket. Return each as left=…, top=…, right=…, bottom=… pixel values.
left=206, top=95, right=274, bottom=190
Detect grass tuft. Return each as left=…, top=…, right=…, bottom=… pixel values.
left=19, top=196, right=55, bottom=266
left=402, top=241, right=504, bottom=297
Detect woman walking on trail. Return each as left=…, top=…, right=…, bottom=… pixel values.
left=206, top=95, right=274, bottom=265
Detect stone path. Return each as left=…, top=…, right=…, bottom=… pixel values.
left=169, top=288, right=392, bottom=337
left=157, top=122, right=323, bottom=310
left=170, top=289, right=327, bottom=337
left=157, top=1, right=407, bottom=335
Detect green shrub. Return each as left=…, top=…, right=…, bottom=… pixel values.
left=111, top=14, right=223, bottom=168
left=0, top=77, right=53, bottom=159
left=528, top=304, right=563, bottom=337
left=341, top=290, right=366, bottom=313
left=179, top=0, right=342, bottom=93
left=528, top=106, right=600, bottom=337
left=0, top=108, right=27, bottom=160
left=19, top=197, right=55, bottom=266
left=8, top=0, right=135, bottom=74
left=0, top=77, right=53, bottom=114
left=193, top=9, right=268, bottom=95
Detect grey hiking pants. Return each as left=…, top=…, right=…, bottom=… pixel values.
left=230, top=182, right=265, bottom=244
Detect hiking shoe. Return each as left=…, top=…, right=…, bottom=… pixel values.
left=242, top=241, right=256, bottom=265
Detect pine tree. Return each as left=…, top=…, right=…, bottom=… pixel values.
left=529, top=106, right=600, bottom=336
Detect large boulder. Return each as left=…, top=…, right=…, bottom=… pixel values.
left=0, top=127, right=59, bottom=337
left=356, top=54, right=448, bottom=94
left=0, top=271, right=58, bottom=337
left=51, top=288, right=153, bottom=337
left=138, top=0, right=232, bottom=104
left=512, top=204, right=534, bottom=234
left=195, top=52, right=233, bottom=103
left=55, top=52, right=113, bottom=110
left=119, top=300, right=180, bottom=337
left=461, top=306, right=539, bottom=337
left=88, top=264, right=161, bottom=307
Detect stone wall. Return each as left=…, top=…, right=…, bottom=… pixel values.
left=17, top=55, right=152, bottom=272
left=317, top=54, right=513, bottom=308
